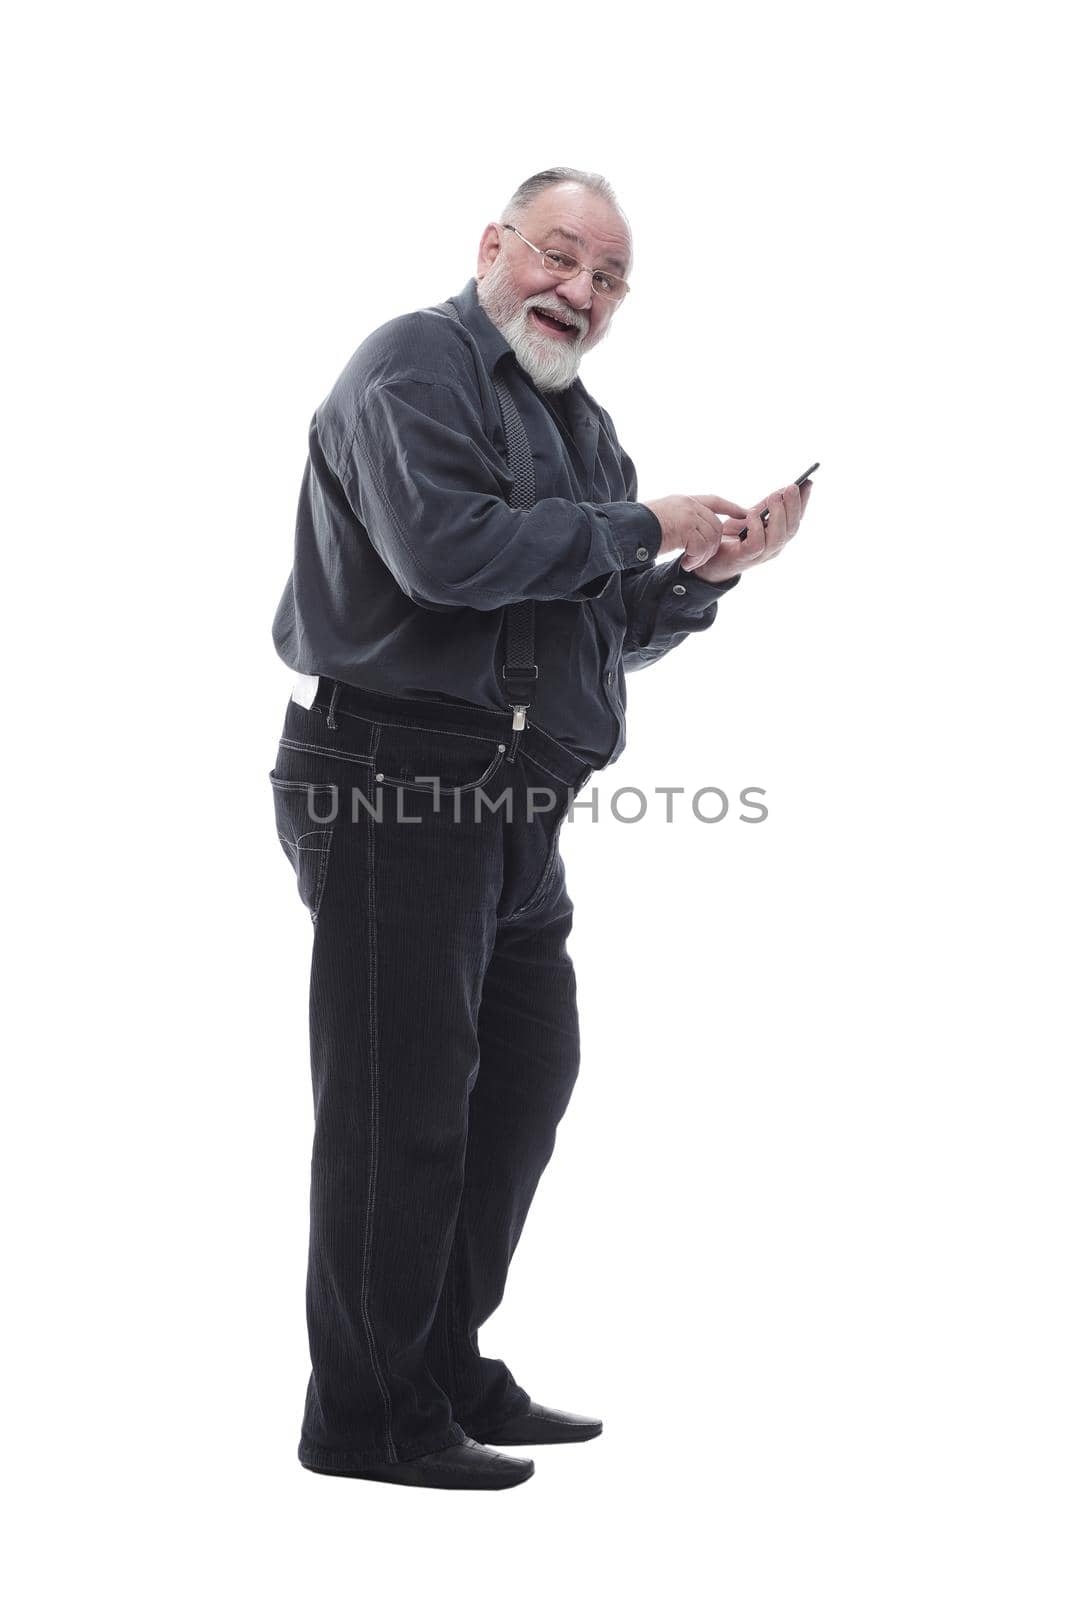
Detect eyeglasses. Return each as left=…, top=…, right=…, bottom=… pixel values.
left=501, top=223, right=631, bottom=301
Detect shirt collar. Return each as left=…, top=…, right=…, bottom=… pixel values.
left=449, top=276, right=515, bottom=374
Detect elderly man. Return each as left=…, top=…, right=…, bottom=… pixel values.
left=269, top=166, right=811, bottom=1491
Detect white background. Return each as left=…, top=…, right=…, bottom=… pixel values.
left=4, top=2, right=1064, bottom=1595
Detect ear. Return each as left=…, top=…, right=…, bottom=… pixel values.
left=476, top=221, right=504, bottom=279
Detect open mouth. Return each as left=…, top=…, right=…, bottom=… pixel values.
left=530, top=307, right=580, bottom=340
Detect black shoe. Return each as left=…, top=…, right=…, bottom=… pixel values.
left=477, top=1400, right=603, bottom=1446
left=302, top=1436, right=534, bottom=1490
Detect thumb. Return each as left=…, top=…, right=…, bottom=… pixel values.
left=680, top=517, right=721, bottom=571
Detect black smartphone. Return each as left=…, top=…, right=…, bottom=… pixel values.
left=739, top=461, right=820, bottom=538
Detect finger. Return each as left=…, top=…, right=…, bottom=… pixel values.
left=682, top=510, right=723, bottom=571
left=761, top=492, right=790, bottom=560
left=750, top=496, right=773, bottom=540
left=782, top=482, right=801, bottom=539
left=762, top=490, right=786, bottom=556
left=699, top=494, right=749, bottom=519
left=679, top=534, right=707, bottom=571
left=757, top=485, right=794, bottom=529
left=698, top=518, right=743, bottom=565
left=705, top=509, right=725, bottom=544
left=679, top=517, right=711, bottom=572
left=690, top=533, right=744, bottom=579
left=745, top=497, right=769, bottom=559
left=743, top=496, right=773, bottom=561
left=712, top=531, right=746, bottom=573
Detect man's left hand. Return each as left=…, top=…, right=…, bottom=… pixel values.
left=687, top=478, right=813, bottom=583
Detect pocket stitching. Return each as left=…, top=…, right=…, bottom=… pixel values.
left=309, top=829, right=334, bottom=922
left=278, top=738, right=375, bottom=767
left=270, top=772, right=337, bottom=920
left=372, top=746, right=507, bottom=797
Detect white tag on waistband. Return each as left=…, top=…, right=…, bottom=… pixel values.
left=290, top=673, right=319, bottom=709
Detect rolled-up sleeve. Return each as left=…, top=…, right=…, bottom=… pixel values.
left=335, top=376, right=663, bottom=611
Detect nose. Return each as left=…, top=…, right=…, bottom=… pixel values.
left=554, top=269, right=594, bottom=314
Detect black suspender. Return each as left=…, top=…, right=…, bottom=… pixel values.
left=435, top=299, right=538, bottom=731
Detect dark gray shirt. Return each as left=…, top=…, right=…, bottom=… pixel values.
left=271, top=275, right=739, bottom=768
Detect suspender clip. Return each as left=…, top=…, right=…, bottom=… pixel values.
left=502, top=663, right=537, bottom=732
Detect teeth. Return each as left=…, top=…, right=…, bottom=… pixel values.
left=535, top=308, right=575, bottom=329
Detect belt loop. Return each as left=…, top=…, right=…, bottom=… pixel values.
left=326, top=681, right=340, bottom=729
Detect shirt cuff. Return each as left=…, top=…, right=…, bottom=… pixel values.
left=655, top=555, right=741, bottom=614
left=598, top=499, right=663, bottom=571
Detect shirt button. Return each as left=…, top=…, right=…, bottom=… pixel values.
left=672, top=583, right=686, bottom=596
left=635, top=546, right=649, bottom=562
left=606, top=669, right=614, bottom=685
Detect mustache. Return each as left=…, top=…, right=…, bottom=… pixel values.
left=525, top=297, right=585, bottom=334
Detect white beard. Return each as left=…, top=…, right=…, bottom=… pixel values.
left=476, top=254, right=603, bottom=393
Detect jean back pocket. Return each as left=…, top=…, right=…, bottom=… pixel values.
left=269, top=770, right=338, bottom=921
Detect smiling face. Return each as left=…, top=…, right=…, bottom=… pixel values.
left=475, top=181, right=632, bottom=393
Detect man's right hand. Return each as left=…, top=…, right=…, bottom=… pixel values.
left=641, top=494, right=749, bottom=572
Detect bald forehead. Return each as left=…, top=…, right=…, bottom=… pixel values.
left=522, top=187, right=632, bottom=275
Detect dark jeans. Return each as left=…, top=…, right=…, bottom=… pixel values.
left=268, top=677, right=594, bottom=1472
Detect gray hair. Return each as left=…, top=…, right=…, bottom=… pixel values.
left=500, top=167, right=632, bottom=270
